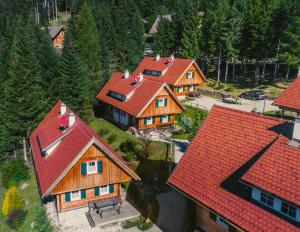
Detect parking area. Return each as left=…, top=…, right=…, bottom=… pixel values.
left=186, top=95, right=279, bottom=113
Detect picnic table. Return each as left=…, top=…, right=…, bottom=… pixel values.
left=88, top=196, right=122, bottom=218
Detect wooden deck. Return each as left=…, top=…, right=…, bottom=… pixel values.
left=86, top=200, right=140, bottom=228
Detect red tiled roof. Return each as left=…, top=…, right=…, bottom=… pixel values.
left=168, top=105, right=299, bottom=231
left=134, top=56, right=205, bottom=85
left=273, top=76, right=300, bottom=112
left=96, top=72, right=184, bottom=117
left=30, top=100, right=140, bottom=197
left=243, top=134, right=300, bottom=205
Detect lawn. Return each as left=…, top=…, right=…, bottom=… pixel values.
left=171, top=105, right=208, bottom=140
left=0, top=168, right=44, bottom=232
left=201, top=78, right=290, bottom=98
left=264, top=110, right=296, bottom=120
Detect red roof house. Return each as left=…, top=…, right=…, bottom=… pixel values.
left=134, top=55, right=206, bottom=97
left=96, top=71, right=184, bottom=130
left=30, top=100, right=139, bottom=212
left=168, top=105, right=300, bottom=231
left=273, top=75, right=300, bottom=114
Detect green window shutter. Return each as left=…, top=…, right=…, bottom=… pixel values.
left=81, top=189, right=86, bottom=199
left=109, top=184, right=114, bottom=193
left=168, top=115, right=171, bottom=122
left=192, top=72, right=195, bottom=78
left=81, top=163, right=87, bottom=175
left=156, top=99, right=159, bottom=107
left=186, top=73, right=189, bottom=79
left=94, top=187, right=100, bottom=196
left=65, top=192, right=71, bottom=202
left=97, top=160, right=103, bottom=172
left=160, top=116, right=163, bottom=123
left=144, top=118, right=147, bottom=125
left=177, top=87, right=180, bottom=92
left=152, top=117, right=155, bottom=124
left=164, top=98, right=167, bottom=106
left=209, top=212, right=217, bottom=221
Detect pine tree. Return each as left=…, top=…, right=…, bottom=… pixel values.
left=154, top=17, right=177, bottom=56
left=59, top=17, right=93, bottom=122
left=180, top=12, right=202, bottom=59
left=74, top=2, right=101, bottom=89
left=33, top=207, right=53, bottom=232
left=2, top=19, right=47, bottom=139
left=2, top=186, right=24, bottom=216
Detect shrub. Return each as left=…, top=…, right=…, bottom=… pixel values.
left=214, top=82, right=224, bottom=90
left=6, top=208, right=27, bottom=230
left=2, top=186, right=24, bottom=216
left=107, top=134, right=117, bottom=144
left=1, top=158, right=30, bottom=188
left=120, top=140, right=138, bottom=153
left=33, top=207, right=53, bottom=232
left=98, top=128, right=109, bottom=137
left=225, top=86, right=235, bottom=92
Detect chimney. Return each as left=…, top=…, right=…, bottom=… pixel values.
left=124, top=69, right=129, bottom=79
left=138, top=73, right=144, bottom=82
left=155, top=54, right=160, bottom=61
left=68, top=113, right=76, bottom=127
left=60, top=103, right=66, bottom=116
left=170, top=55, right=174, bottom=62
left=292, top=117, right=300, bottom=141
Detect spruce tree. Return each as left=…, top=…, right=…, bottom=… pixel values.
left=59, top=17, right=93, bottom=122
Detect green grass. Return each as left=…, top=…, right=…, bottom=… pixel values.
left=0, top=169, right=45, bottom=232
left=202, top=78, right=290, bottom=98
left=264, top=110, right=296, bottom=120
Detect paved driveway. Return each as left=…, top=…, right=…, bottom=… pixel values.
left=187, top=95, right=279, bottom=113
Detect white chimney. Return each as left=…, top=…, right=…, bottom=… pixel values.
left=170, top=55, right=174, bottom=62
left=124, top=69, right=129, bottom=79
left=138, top=73, right=144, bottom=82
left=292, top=117, right=300, bottom=141
left=68, top=113, right=76, bottom=127
left=155, top=54, right=160, bottom=61
left=60, top=103, right=66, bottom=116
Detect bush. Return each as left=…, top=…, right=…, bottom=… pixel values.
left=225, top=86, right=235, bottom=92
left=120, top=140, right=138, bottom=161
left=214, top=82, right=224, bottom=90
left=33, top=207, right=53, bottom=232
left=98, top=128, right=109, bottom=137
left=6, top=208, right=27, bottom=230
left=2, top=186, right=24, bottom=216
left=107, top=134, right=117, bottom=144
left=1, top=158, right=30, bottom=188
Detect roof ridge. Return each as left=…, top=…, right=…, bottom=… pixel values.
left=212, top=105, right=287, bottom=123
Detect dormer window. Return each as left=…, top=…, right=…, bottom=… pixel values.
left=281, top=201, right=297, bottom=219
left=110, top=91, right=126, bottom=101
left=260, top=192, right=274, bottom=207
left=144, top=69, right=162, bottom=77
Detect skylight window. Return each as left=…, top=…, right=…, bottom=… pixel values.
left=144, top=69, right=162, bottom=77
left=260, top=192, right=274, bottom=207
left=281, top=201, right=297, bottom=219
left=110, top=91, right=126, bottom=101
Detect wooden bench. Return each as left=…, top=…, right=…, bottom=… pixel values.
left=88, top=196, right=122, bottom=218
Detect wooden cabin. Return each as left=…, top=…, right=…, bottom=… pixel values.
left=96, top=72, right=184, bottom=130
left=49, top=26, right=65, bottom=49
left=168, top=105, right=300, bottom=232
left=30, top=101, right=140, bottom=212
left=134, top=55, right=206, bottom=98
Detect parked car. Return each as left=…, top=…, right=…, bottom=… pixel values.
left=222, top=95, right=241, bottom=104
left=186, top=92, right=200, bottom=99
left=239, top=90, right=268, bottom=100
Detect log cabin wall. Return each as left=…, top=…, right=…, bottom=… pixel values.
left=57, top=183, right=119, bottom=211
left=53, top=30, right=65, bottom=48
left=51, top=144, right=131, bottom=195
left=138, top=114, right=175, bottom=130
left=196, top=204, right=243, bottom=232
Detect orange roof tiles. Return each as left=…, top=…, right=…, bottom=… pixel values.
left=168, top=105, right=299, bottom=231
left=273, top=76, right=300, bottom=112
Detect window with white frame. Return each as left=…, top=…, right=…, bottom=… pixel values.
left=178, top=86, right=184, bottom=92
left=71, top=190, right=81, bottom=201
left=189, top=85, right=195, bottom=91
left=161, top=115, right=168, bottom=123
left=260, top=192, right=274, bottom=207
left=281, top=201, right=297, bottom=218
left=186, top=71, right=194, bottom=79
left=216, top=215, right=229, bottom=230
left=157, top=98, right=165, bottom=107
left=100, top=185, right=109, bottom=195
left=146, top=117, right=153, bottom=125
left=87, top=161, right=97, bottom=174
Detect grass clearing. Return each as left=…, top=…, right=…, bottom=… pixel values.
left=264, top=110, right=296, bottom=120
left=0, top=168, right=45, bottom=232
left=202, top=78, right=290, bottom=98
